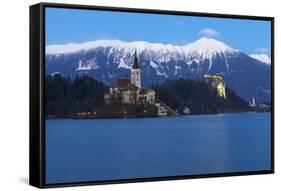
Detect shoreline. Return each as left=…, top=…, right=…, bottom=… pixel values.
left=46, top=111, right=271, bottom=120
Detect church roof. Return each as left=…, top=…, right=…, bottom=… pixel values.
left=132, top=50, right=140, bottom=69
left=112, top=79, right=131, bottom=88
left=127, top=83, right=139, bottom=91
left=111, top=78, right=140, bottom=91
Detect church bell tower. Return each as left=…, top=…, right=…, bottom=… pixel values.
left=131, top=50, right=141, bottom=89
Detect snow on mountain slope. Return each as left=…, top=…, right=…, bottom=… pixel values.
left=249, top=54, right=271, bottom=65
left=46, top=40, right=123, bottom=55
left=45, top=37, right=271, bottom=102
left=46, top=38, right=238, bottom=58
left=46, top=39, right=183, bottom=55
left=46, top=37, right=240, bottom=73
left=184, top=37, right=238, bottom=60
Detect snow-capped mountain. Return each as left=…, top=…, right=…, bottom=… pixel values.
left=249, top=54, right=271, bottom=65
left=46, top=38, right=271, bottom=102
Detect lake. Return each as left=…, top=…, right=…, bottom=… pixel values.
left=45, top=112, right=271, bottom=184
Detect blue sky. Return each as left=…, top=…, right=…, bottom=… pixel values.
left=46, top=7, right=271, bottom=55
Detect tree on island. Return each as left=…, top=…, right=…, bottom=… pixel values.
left=46, top=74, right=106, bottom=118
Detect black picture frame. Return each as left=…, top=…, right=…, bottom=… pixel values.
left=30, top=2, right=275, bottom=188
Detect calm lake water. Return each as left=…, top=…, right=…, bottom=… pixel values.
left=45, top=112, right=271, bottom=184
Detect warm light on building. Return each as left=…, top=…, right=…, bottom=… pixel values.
left=204, top=74, right=226, bottom=99
left=217, top=81, right=226, bottom=99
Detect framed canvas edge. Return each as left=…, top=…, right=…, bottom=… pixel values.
left=29, top=3, right=44, bottom=188
left=29, top=2, right=275, bottom=189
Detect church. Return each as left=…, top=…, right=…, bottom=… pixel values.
left=104, top=50, right=156, bottom=105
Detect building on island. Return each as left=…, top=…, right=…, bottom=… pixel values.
left=104, top=50, right=156, bottom=105
left=249, top=97, right=256, bottom=107
left=131, top=50, right=141, bottom=89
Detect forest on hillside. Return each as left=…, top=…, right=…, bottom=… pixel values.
left=45, top=74, right=106, bottom=118
left=45, top=74, right=250, bottom=118
left=153, top=79, right=249, bottom=114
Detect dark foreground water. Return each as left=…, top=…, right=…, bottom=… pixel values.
left=45, top=112, right=271, bottom=184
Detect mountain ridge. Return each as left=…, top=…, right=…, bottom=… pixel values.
left=45, top=37, right=271, bottom=102
left=46, top=37, right=238, bottom=57
left=249, top=53, right=271, bottom=64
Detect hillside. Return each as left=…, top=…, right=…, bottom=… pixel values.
left=45, top=74, right=249, bottom=118
left=153, top=79, right=249, bottom=114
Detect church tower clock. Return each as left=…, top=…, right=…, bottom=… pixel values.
left=131, top=50, right=141, bottom=89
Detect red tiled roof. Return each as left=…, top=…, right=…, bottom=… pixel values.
left=127, top=83, right=139, bottom=91
left=112, top=79, right=131, bottom=88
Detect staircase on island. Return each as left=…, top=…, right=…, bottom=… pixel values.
left=155, top=100, right=179, bottom=117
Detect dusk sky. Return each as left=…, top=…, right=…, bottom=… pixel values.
left=46, top=7, right=271, bottom=55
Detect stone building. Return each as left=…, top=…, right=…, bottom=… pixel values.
left=204, top=74, right=226, bottom=99
left=104, top=50, right=156, bottom=105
